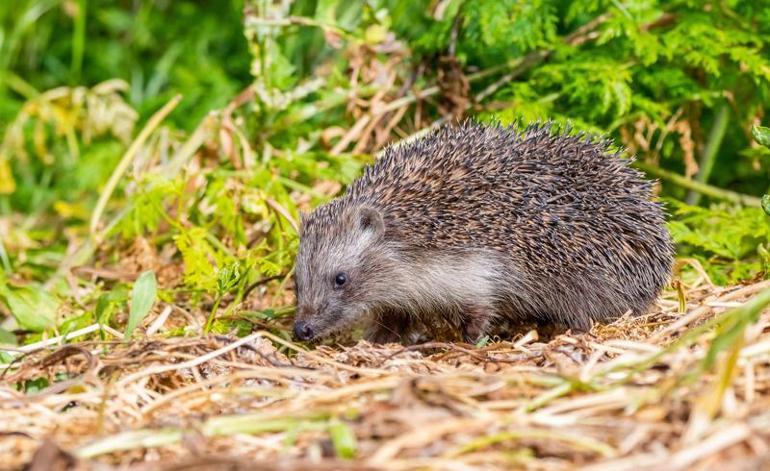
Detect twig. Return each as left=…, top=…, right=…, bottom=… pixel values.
left=75, top=411, right=331, bottom=459
left=242, top=274, right=286, bottom=300
left=475, top=50, right=549, bottom=103
left=671, top=423, right=751, bottom=469
left=146, top=306, right=173, bottom=336
left=365, top=15, right=609, bottom=122
left=162, top=112, right=216, bottom=178
left=370, top=419, right=490, bottom=464
left=265, top=197, right=299, bottom=233
left=444, top=427, right=615, bottom=459
left=115, top=331, right=269, bottom=388
left=243, top=15, right=352, bottom=39
left=0, top=323, right=121, bottom=361
left=366, top=13, right=613, bottom=157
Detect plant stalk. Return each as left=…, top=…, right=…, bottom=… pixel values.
left=89, top=94, right=182, bottom=234
left=635, top=161, right=761, bottom=207
left=686, top=102, right=730, bottom=205
left=70, top=0, right=87, bottom=82
left=204, top=295, right=223, bottom=333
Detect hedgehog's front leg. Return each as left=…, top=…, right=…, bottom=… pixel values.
left=460, top=305, right=493, bottom=344
left=364, top=311, right=414, bottom=344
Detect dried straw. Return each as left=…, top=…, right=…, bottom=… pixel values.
left=2, top=280, right=770, bottom=470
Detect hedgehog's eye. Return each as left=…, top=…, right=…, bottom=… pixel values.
left=334, top=272, right=348, bottom=288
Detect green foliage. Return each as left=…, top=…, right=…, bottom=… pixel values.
left=59, top=310, right=94, bottom=336
left=125, top=270, right=157, bottom=340
left=754, top=125, right=770, bottom=148
left=668, top=201, right=770, bottom=284
left=1, top=0, right=770, bottom=345
left=0, top=326, right=16, bottom=344
left=95, top=286, right=128, bottom=330
left=753, top=125, right=770, bottom=216
left=389, top=0, right=557, bottom=62
left=0, top=0, right=251, bottom=129
left=0, top=81, right=137, bottom=214
left=328, top=419, right=358, bottom=459
left=461, top=0, right=557, bottom=59
left=174, top=227, right=223, bottom=294
left=0, top=273, right=57, bottom=331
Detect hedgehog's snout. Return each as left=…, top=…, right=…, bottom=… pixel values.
left=294, top=304, right=317, bottom=340
left=293, top=320, right=314, bottom=341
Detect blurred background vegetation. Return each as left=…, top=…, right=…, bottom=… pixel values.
left=1, top=0, right=769, bottom=343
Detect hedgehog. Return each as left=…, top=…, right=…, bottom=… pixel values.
left=292, top=121, right=674, bottom=344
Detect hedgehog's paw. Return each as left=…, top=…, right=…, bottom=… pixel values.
left=460, top=306, right=493, bottom=344
left=364, top=325, right=402, bottom=344
left=364, top=311, right=412, bottom=345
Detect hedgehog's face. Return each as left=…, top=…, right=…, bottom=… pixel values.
left=293, top=204, right=392, bottom=341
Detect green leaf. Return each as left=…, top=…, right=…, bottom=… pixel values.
left=0, top=327, right=16, bottom=346
left=174, top=227, right=219, bottom=292
left=95, top=285, right=129, bottom=328
left=752, top=125, right=770, bottom=148
left=328, top=420, right=357, bottom=459
left=24, top=377, right=50, bottom=394
left=125, top=271, right=157, bottom=340
left=0, top=285, right=57, bottom=331
left=475, top=335, right=491, bottom=348
left=216, top=262, right=243, bottom=295
left=762, top=195, right=770, bottom=216
left=60, top=311, right=94, bottom=336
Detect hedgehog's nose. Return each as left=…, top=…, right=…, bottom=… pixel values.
left=293, top=321, right=314, bottom=341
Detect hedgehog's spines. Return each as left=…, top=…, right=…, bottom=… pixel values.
left=298, top=119, right=674, bottom=338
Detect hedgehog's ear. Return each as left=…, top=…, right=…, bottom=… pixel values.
left=357, top=207, right=384, bottom=236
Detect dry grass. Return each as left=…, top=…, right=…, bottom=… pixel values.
left=2, top=276, right=770, bottom=471
left=4, top=9, right=770, bottom=470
